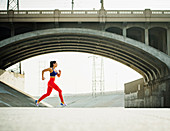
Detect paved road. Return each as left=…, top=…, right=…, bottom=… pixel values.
left=0, top=107, right=170, bottom=131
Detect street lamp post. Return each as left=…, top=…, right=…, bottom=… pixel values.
left=72, top=0, right=74, bottom=10
left=100, top=0, right=104, bottom=9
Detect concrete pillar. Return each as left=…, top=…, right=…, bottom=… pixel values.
left=167, top=28, right=170, bottom=56
left=145, top=29, right=149, bottom=45
left=99, top=8, right=106, bottom=23
left=123, top=22, right=127, bottom=37
left=144, top=9, right=151, bottom=21
left=10, top=22, right=14, bottom=36
left=123, top=28, right=127, bottom=37
left=100, top=22, right=105, bottom=31
left=145, top=23, right=150, bottom=45
left=54, top=22, right=59, bottom=28
left=165, top=78, right=170, bottom=107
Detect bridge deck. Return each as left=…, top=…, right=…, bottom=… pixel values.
left=0, top=9, right=170, bottom=22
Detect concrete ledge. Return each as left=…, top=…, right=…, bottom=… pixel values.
left=0, top=69, right=53, bottom=107
left=0, top=69, right=24, bottom=91
left=0, top=81, right=53, bottom=107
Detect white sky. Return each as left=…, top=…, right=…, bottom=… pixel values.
left=7, top=52, right=142, bottom=96
left=0, top=0, right=170, bottom=10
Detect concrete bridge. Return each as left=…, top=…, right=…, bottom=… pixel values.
left=0, top=9, right=170, bottom=107
left=0, top=9, right=170, bottom=55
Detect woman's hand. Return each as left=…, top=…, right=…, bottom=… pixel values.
left=42, top=76, right=45, bottom=80
left=57, top=70, right=61, bottom=77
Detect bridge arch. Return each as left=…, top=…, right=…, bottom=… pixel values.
left=105, top=27, right=122, bottom=35
left=126, top=25, right=145, bottom=30
left=148, top=24, right=168, bottom=30
left=127, top=27, right=145, bottom=43
left=149, top=27, right=167, bottom=54
left=0, top=28, right=169, bottom=83
left=104, top=24, right=122, bottom=30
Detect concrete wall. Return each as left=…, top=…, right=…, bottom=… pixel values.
left=124, top=77, right=170, bottom=108
left=0, top=69, right=25, bottom=91
left=124, top=78, right=144, bottom=108
left=144, top=78, right=170, bottom=108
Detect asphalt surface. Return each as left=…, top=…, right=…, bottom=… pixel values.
left=0, top=107, right=170, bottom=131
left=1, top=82, right=170, bottom=131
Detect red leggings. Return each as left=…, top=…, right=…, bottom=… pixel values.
left=38, top=78, right=64, bottom=103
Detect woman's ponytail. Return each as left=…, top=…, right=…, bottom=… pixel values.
left=50, top=61, right=56, bottom=68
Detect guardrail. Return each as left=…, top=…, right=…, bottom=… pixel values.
left=0, top=9, right=170, bottom=16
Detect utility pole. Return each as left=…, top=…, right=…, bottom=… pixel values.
left=100, top=57, right=104, bottom=95
left=89, top=55, right=97, bottom=97
left=89, top=55, right=104, bottom=97
left=7, top=0, right=19, bottom=10
left=72, top=0, right=74, bottom=10
left=92, top=55, right=97, bottom=97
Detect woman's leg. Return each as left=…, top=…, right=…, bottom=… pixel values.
left=52, top=83, right=64, bottom=103
left=38, top=84, right=53, bottom=102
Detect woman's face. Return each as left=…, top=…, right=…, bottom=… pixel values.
left=53, top=62, right=58, bottom=67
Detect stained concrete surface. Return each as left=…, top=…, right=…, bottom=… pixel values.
left=0, top=107, right=170, bottom=131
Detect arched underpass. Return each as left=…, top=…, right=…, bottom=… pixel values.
left=0, top=28, right=170, bottom=107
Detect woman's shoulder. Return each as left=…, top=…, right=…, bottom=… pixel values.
left=47, top=68, right=53, bottom=72
left=50, top=67, right=53, bottom=70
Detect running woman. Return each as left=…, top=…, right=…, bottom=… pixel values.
left=35, top=61, right=67, bottom=107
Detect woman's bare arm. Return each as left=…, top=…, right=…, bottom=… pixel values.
left=42, top=68, right=52, bottom=80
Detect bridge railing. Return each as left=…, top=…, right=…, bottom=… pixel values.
left=0, top=9, right=170, bottom=17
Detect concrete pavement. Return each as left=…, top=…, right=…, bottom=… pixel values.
left=0, top=82, right=51, bottom=107
left=0, top=107, right=170, bottom=131
left=39, top=91, right=124, bottom=108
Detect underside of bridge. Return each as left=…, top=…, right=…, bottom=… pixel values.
left=0, top=28, right=170, bottom=107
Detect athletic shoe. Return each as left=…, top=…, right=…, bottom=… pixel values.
left=60, top=102, right=67, bottom=106
left=35, top=100, right=39, bottom=107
